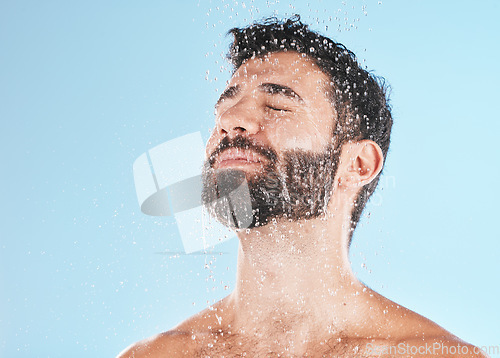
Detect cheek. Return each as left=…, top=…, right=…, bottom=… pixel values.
left=270, top=114, right=332, bottom=151
left=279, top=131, right=316, bottom=150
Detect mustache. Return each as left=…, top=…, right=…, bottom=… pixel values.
left=208, top=136, right=278, bottom=167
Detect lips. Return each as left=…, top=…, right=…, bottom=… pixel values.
left=214, top=148, right=264, bottom=169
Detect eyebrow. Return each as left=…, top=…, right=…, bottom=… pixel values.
left=259, top=82, right=304, bottom=103
left=216, top=85, right=240, bottom=107
left=215, top=82, right=304, bottom=108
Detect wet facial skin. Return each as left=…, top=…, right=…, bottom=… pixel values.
left=202, top=136, right=339, bottom=228
left=201, top=52, right=340, bottom=229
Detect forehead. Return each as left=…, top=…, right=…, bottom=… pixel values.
left=229, top=52, right=329, bottom=89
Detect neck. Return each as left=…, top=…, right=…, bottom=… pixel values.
left=226, top=201, right=365, bottom=344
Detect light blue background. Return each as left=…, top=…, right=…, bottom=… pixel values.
left=1, top=1, right=498, bottom=357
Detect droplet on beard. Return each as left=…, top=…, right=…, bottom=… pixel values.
left=202, top=168, right=254, bottom=229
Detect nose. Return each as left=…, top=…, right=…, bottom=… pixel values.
left=217, top=97, right=261, bottom=137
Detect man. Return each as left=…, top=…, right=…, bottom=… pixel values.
left=119, top=16, right=487, bottom=357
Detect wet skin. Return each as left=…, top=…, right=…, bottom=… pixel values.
left=118, top=52, right=488, bottom=358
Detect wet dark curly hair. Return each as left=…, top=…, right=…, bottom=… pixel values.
left=227, top=15, right=393, bottom=245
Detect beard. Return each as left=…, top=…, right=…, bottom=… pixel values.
left=201, top=136, right=339, bottom=229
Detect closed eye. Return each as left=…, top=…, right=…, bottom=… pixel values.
left=267, top=105, right=290, bottom=112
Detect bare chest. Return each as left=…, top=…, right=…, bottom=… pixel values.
left=192, top=335, right=377, bottom=358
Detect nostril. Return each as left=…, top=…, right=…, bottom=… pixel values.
left=223, top=126, right=246, bottom=136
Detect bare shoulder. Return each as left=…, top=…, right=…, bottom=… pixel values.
left=116, top=330, right=194, bottom=358
left=116, top=297, right=231, bottom=358
left=362, top=290, right=489, bottom=357
left=382, top=336, right=490, bottom=358
left=359, top=329, right=489, bottom=358
left=115, top=315, right=216, bottom=358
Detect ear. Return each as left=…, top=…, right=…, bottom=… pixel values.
left=338, top=140, right=384, bottom=190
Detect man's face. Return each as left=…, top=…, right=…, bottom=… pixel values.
left=202, top=52, right=340, bottom=228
